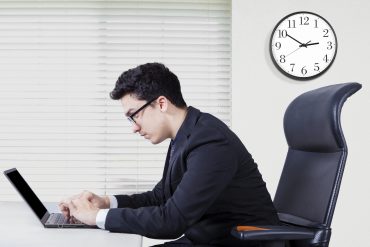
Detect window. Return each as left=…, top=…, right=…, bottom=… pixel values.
left=0, top=0, right=231, bottom=201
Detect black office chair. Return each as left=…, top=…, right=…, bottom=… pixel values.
left=231, top=82, right=362, bottom=247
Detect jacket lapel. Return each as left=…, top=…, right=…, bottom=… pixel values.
left=163, top=106, right=201, bottom=199
left=162, top=143, right=173, bottom=200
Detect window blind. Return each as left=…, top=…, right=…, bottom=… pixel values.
left=0, top=0, right=231, bottom=202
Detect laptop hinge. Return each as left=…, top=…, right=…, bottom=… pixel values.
left=41, top=212, right=50, bottom=225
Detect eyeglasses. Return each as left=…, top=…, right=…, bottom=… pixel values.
left=127, top=97, right=157, bottom=125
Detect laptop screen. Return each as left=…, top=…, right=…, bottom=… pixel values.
left=4, top=168, right=48, bottom=220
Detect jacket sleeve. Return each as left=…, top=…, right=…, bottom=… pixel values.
left=114, top=179, right=165, bottom=209
left=105, top=134, right=239, bottom=239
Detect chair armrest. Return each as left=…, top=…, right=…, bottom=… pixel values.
left=231, top=225, right=315, bottom=241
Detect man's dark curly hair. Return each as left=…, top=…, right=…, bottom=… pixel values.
left=110, top=62, right=187, bottom=108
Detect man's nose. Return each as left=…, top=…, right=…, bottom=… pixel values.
left=132, top=123, right=140, bottom=133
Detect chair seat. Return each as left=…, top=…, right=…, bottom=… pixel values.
left=231, top=225, right=314, bottom=241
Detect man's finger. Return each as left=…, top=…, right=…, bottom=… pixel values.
left=60, top=205, right=70, bottom=217
left=59, top=204, right=68, bottom=211
left=69, top=216, right=77, bottom=224
left=81, top=191, right=93, bottom=201
left=59, top=202, right=69, bottom=212
left=68, top=199, right=78, bottom=215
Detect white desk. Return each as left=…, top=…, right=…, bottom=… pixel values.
left=0, top=201, right=142, bottom=247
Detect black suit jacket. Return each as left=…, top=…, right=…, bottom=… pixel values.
left=105, top=106, right=279, bottom=244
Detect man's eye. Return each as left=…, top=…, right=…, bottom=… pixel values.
left=133, top=114, right=139, bottom=119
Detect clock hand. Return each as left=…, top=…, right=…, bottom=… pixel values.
left=299, top=40, right=312, bottom=48
left=286, top=33, right=304, bottom=46
left=286, top=46, right=302, bottom=57
left=285, top=39, right=316, bottom=58
left=305, top=42, right=320, bottom=47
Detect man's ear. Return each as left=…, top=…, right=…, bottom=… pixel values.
left=157, top=96, right=168, bottom=112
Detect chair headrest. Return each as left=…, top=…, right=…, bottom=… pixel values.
left=284, top=83, right=362, bottom=152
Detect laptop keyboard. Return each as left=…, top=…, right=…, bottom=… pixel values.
left=46, top=213, right=83, bottom=225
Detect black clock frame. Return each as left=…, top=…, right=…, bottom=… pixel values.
left=269, top=11, right=338, bottom=81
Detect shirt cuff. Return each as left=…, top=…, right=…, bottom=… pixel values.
left=96, top=209, right=110, bottom=229
left=108, top=195, right=118, bottom=208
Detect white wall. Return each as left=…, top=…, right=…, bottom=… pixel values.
left=232, top=1, right=370, bottom=246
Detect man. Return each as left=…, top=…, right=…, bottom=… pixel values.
left=59, top=63, right=279, bottom=246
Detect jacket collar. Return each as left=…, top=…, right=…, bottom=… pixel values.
left=172, top=106, right=200, bottom=144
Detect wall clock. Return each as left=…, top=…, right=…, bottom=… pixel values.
left=270, top=11, right=337, bottom=80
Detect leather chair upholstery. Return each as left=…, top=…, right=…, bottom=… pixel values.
left=231, top=83, right=362, bottom=247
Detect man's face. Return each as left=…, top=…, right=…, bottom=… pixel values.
left=120, top=94, right=168, bottom=144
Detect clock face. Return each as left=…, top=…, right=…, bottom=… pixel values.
left=270, top=12, right=337, bottom=80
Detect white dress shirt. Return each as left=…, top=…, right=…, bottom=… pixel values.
left=96, top=195, right=118, bottom=229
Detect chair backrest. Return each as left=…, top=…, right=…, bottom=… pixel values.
left=273, top=83, right=362, bottom=246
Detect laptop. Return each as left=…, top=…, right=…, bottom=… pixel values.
left=3, top=167, right=96, bottom=228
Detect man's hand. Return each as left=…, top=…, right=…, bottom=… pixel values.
left=68, top=197, right=100, bottom=226
left=58, top=191, right=110, bottom=219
